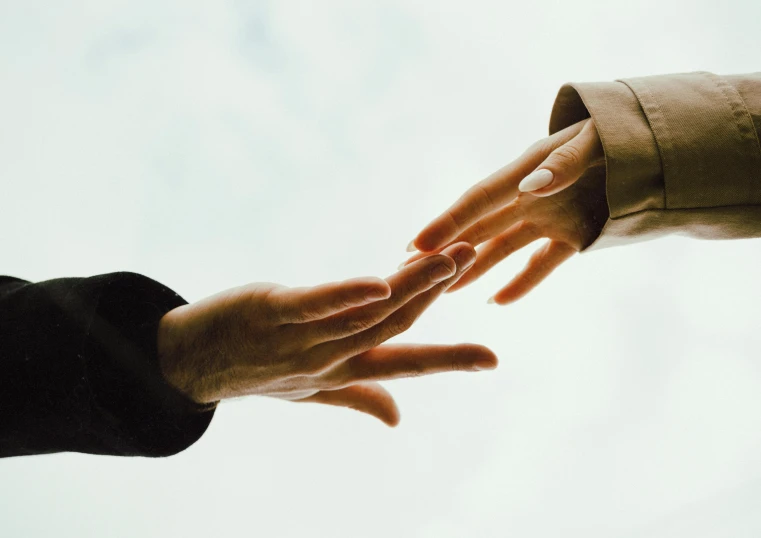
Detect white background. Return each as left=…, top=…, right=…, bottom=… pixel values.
left=2, top=1, right=761, bottom=536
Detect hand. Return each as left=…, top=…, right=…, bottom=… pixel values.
left=404, top=118, right=608, bottom=305
left=157, top=242, right=496, bottom=426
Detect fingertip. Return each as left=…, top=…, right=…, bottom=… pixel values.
left=371, top=402, right=399, bottom=427
left=428, top=252, right=458, bottom=271
left=415, top=228, right=448, bottom=253
left=491, top=289, right=520, bottom=306
left=385, top=410, right=401, bottom=427
left=453, top=242, right=478, bottom=261
left=488, top=292, right=517, bottom=305
left=378, top=281, right=393, bottom=297
left=406, top=240, right=418, bottom=252
left=456, top=343, right=499, bottom=370
left=478, top=346, right=499, bottom=366
left=361, top=283, right=391, bottom=303
left=462, top=343, right=498, bottom=359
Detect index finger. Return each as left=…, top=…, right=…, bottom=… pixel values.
left=410, top=170, right=523, bottom=253
left=410, top=121, right=586, bottom=252
left=271, top=277, right=392, bottom=323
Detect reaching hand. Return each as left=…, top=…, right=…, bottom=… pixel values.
left=157, top=242, right=496, bottom=426
left=405, top=118, right=608, bottom=305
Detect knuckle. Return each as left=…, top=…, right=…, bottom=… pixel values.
left=335, top=289, right=359, bottom=311
left=342, top=315, right=377, bottom=335
left=397, top=270, right=430, bottom=299
left=449, top=351, right=469, bottom=372
left=294, top=356, right=322, bottom=375
left=551, top=144, right=583, bottom=170
left=295, top=306, right=321, bottom=323
left=518, top=220, right=539, bottom=235
left=386, top=315, right=414, bottom=338
left=467, top=184, right=495, bottom=212
left=497, top=237, right=517, bottom=257
left=260, top=286, right=287, bottom=322
left=445, top=208, right=464, bottom=232
left=466, top=220, right=489, bottom=244
left=405, top=362, right=427, bottom=378
left=506, top=221, right=535, bottom=242
left=345, top=360, right=370, bottom=383
left=527, top=136, right=552, bottom=157
left=319, top=316, right=372, bottom=338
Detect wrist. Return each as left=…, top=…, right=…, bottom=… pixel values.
left=157, top=305, right=211, bottom=405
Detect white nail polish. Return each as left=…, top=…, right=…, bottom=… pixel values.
left=406, top=241, right=417, bottom=252
left=487, top=296, right=496, bottom=304
left=518, top=169, right=554, bottom=192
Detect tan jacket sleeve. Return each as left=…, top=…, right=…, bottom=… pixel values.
left=549, top=71, right=761, bottom=251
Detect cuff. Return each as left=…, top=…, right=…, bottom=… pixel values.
left=550, top=71, right=761, bottom=250
left=81, top=272, right=217, bottom=457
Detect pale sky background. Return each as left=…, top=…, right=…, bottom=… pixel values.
left=2, top=1, right=761, bottom=536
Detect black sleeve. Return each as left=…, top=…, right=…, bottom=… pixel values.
left=0, top=272, right=216, bottom=458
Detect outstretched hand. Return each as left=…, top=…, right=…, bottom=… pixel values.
left=157, top=242, right=496, bottom=426
left=405, top=118, right=607, bottom=304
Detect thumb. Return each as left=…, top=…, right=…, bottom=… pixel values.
left=518, top=119, right=603, bottom=197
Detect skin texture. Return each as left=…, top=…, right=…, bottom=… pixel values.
left=157, top=242, right=497, bottom=426
left=405, top=118, right=607, bottom=304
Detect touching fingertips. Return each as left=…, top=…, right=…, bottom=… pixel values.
left=453, top=248, right=477, bottom=271
left=414, top=227, right=449, bottom=253
left=431, top=263, right=456, bottom=282
left=518, top=169, right=554, bottom=193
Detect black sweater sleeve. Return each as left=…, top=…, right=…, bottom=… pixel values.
left=0, top=272, right=216, bottom=458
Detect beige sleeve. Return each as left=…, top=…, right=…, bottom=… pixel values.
left=549, top=71, right=761, bottom=251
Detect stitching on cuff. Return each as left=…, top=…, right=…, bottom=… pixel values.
left=618, top=78, right=669, bottom=210
left=707, top=72, right=761, bottom=162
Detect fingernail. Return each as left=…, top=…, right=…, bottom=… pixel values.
left=518, top=169, right=554, bottom=192
left=431, top=263, right=456, bottom=282
left=406, top=240, right=417, bottom=252
left=397, top=262, right=406, bottom=271
left=454, top=250, right=476, bottom=271
left=473, top=360, right=497, bottom=371
left=487, top=296, right=496, bottom=304
left=366, top=289, right=390, bottom=302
